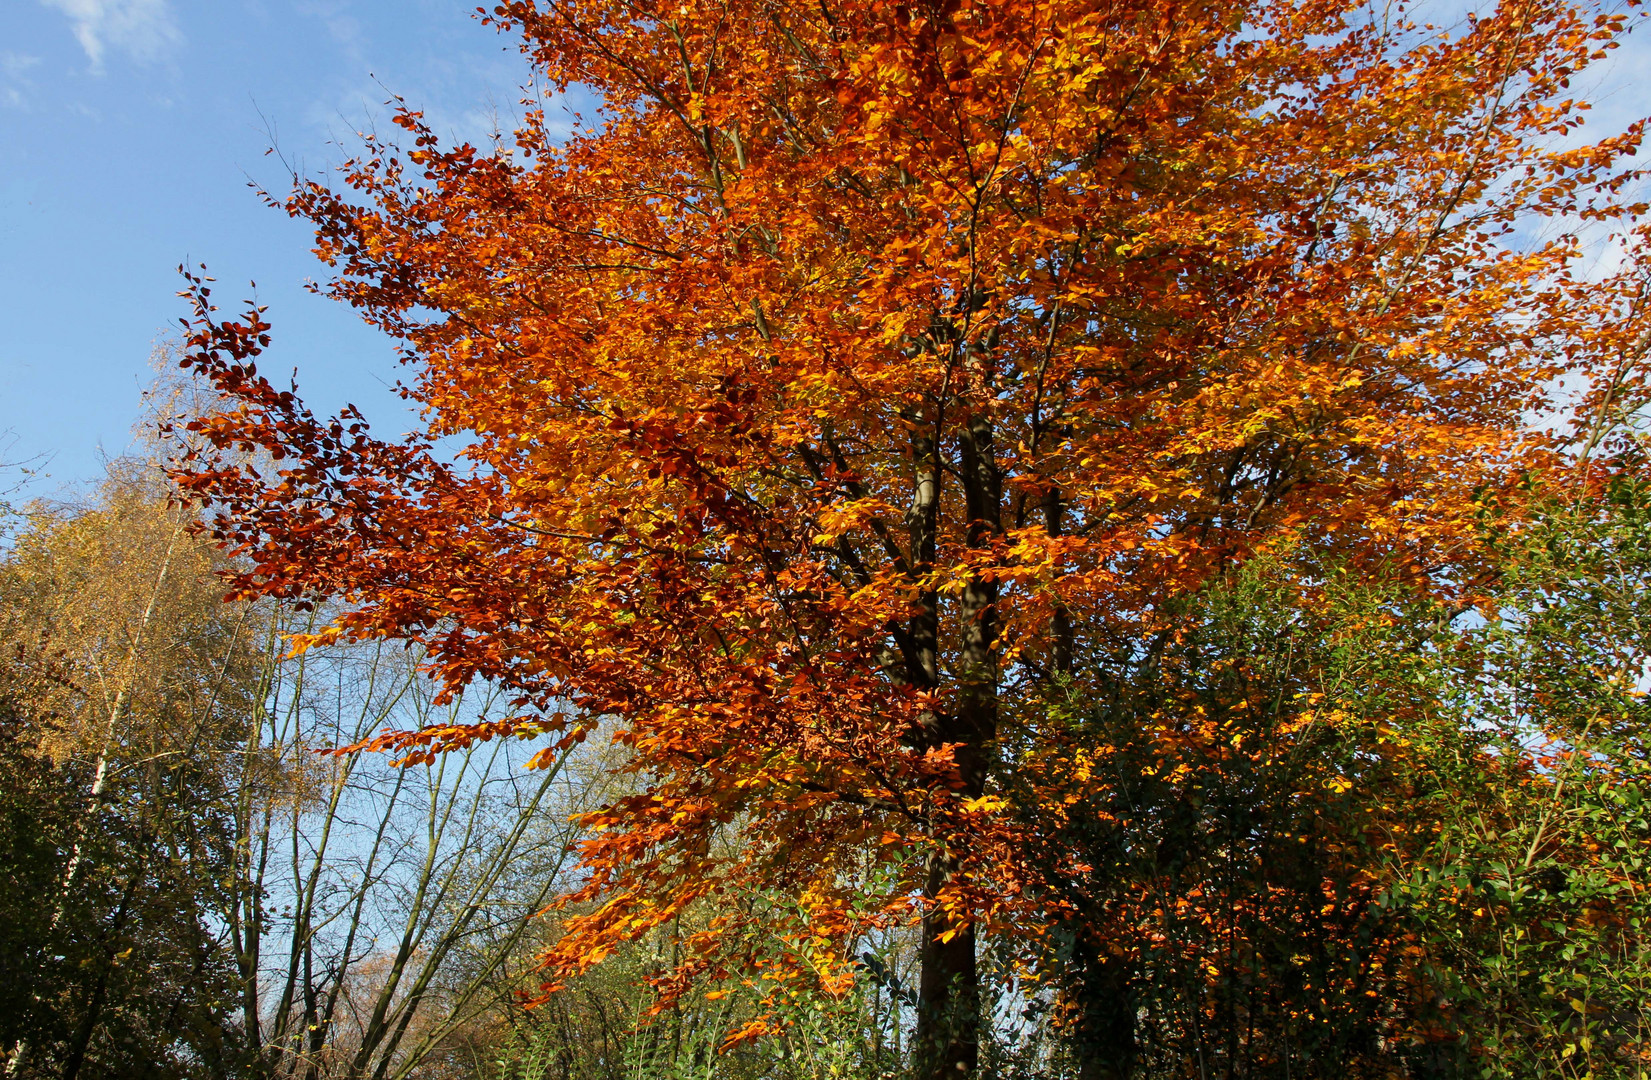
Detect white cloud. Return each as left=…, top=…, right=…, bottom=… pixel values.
left=40, top=0, right=182, bottom=70
left=1, top=52, right=41, bottom=108
left=1, top=53, right=41, bottom=77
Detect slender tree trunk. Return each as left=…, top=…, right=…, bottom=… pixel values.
left=56, top=522, right=184, bottom=901
left=1044, top=487, right=1073, bottom=675
left=907, top=415, right=962, bottom=1078
left=229, top=619, right=290, bottom=1078
left=915, top=367, right=1001, bottom=1079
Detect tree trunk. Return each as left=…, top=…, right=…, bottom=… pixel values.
left=917, top=851, right=981, bottom=1078
left=1070, top=943, right=1136, bottom=1080
left=914, top=370, right=1001, bottom=1079
left=59, top=868, right=144, bottom=1080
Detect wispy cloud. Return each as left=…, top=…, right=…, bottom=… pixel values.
left=40, top=0, right=182, bottom=70
left=1, top=52, right=41, bottom=108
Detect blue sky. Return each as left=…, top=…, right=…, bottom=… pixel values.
left=1, top=1, right=1646, bottom=497
left=0, top=0, right=549, bottom=494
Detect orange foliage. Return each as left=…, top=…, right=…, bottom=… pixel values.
left=172, top=0, right=1649, bottom=1068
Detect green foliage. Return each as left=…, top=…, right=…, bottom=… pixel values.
left=1011, top=551, right=1462, bottom=1078
left=8, top=469, right=1651, bottom=1079
left=1387, top=481, right=1651, bottom=1078
left=1011, top=482, right=1651, bottom=1078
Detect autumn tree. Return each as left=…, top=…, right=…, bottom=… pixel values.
left=173, top=0, right=1651, bottom=1074
left=0, top=458, right=588, bottom=1080
left=0, top=469, right=264, bottom=1080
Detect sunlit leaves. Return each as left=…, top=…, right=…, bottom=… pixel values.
left=172, top=0, right=1650, bottom=1053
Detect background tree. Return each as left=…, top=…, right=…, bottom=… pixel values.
left=1390, top=476, right=1651, bottom=1078
left=1014, top=550, right=1477, bottom=1078
left=171, top=0, right=1650, bottom=1074
left=1006, top=468, right=1651, bottom=1080
left=0, top=453, right=590, bottom=1080
left=0, top=468, right=264, bottom=1080
left=225, top=619, right=579, bottom=1080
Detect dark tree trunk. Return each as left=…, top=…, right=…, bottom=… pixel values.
left=916, top=852, right=981, bottom=1078
left=59, top=872, right=142, bottom=1080
left=914, top=368, right=1001, bottom=1080
left=1070, top=942, right=1137, bottom=1080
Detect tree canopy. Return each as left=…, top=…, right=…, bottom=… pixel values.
left=172, top=0, right=1651, bottom=1074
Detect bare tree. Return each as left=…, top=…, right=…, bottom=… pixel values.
left=227, top=620, right=581, bottom=1080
